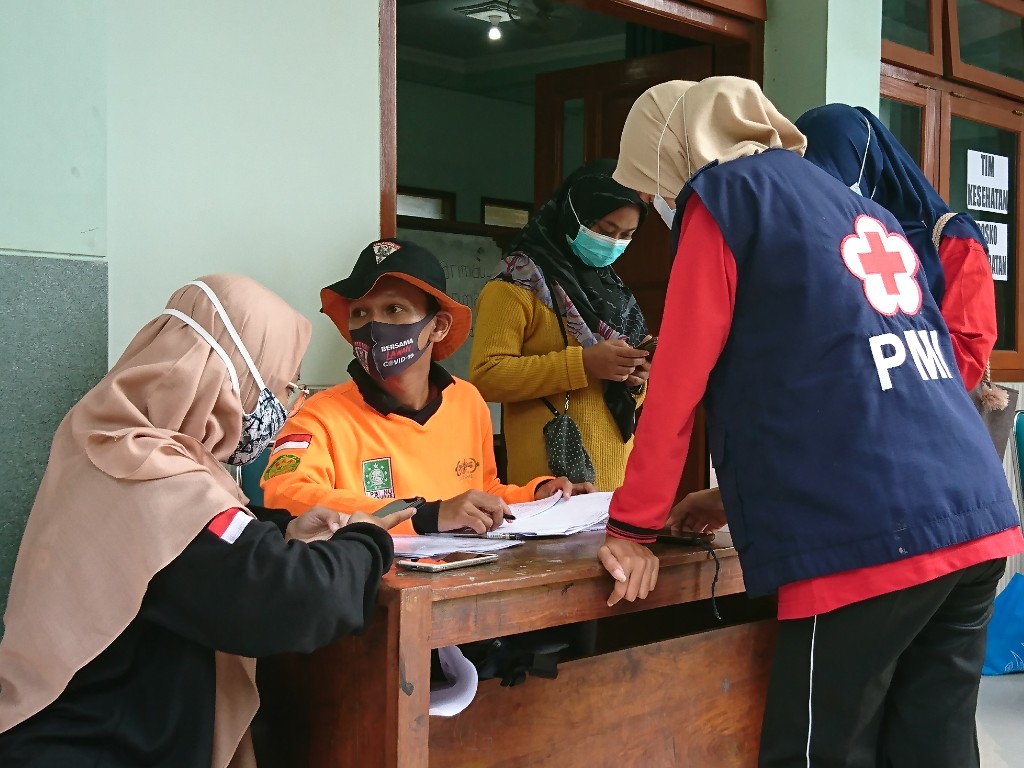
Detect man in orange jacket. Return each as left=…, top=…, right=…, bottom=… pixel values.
left=262, top=238, right=592, bottom=535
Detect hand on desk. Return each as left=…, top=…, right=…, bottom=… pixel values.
left=598, top=536, right=660, bottom=607
left=439, top=490, right=510, bottom=534
left=669, top=488, right=726, bottom=535
left=535, top=477, right=597, bottom=500
left=285, top=505, right=416, bottom=542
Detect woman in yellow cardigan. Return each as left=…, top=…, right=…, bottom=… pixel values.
left=470, top=160, right=651, bottom=490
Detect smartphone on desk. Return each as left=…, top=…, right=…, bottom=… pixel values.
left=396, top=552, right=499, bottom=573
left=656, top=530, right=715, bottom=546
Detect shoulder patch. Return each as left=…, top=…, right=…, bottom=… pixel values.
left=273, top=433, right=312, bottom=453
left=207, top=508, right=252, bottom=544
left=263, top=453, right=302, bottom=481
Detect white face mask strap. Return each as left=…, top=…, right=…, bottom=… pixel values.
left=187, top=280, right=268, bottom=392
left=655, top=91, right=688, bottom=197
left=162, top=309, right=241, bottom=393
left=567, top=191, right=582, bottom=227
left=853, top=117, right=872, bottom=192
left=567, top=191, right=629, bottom=245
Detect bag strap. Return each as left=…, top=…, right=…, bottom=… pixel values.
left=541, top=272, right=572, bottom=415
left=931, top=211, right=957, bottom=252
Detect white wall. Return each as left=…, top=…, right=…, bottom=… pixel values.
left=107, top=0, right=382, bottom=386
left=0, top=0, right=106, bottom=257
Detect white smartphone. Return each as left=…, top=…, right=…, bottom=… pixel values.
left=396, top=552, right=499, bottom=572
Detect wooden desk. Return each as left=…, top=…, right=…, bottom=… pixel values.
left=273, top=532, right=776, bottom=768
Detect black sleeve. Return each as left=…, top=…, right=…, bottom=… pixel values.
left=141, top=517, right=394, bottom=657
left=250, top=505, right=294, bottom=534
left=411, top=500, right=442, bottom=534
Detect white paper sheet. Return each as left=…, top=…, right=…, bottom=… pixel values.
left=429, top=645, right=479, bottom=717
left=391, top=534, right=522, bottom=557
left=499, top=491, right=612, bottom=537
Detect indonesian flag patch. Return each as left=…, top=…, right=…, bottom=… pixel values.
left=207, top=508, right=253, bottom=544
left=273, top=433, right=312, bottom=454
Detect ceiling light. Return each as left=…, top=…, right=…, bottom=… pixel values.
left=488, top=15, right=502, bottom=41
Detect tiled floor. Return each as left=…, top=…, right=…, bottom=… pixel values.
left=977, top=675, right=1024, bottom=767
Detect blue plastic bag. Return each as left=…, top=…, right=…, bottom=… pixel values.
left=983, top=573, right=1024, bottom=675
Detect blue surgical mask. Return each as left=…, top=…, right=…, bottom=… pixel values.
left=567, top=193, right=630, bottom=268
left=571, top=226, right=630, bottom=268
left=163, top=280, right=289, bottom=466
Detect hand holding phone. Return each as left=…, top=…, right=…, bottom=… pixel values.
left=396, top=551, right=499, bottom=572
left=635, top=336, right=658, bottom=358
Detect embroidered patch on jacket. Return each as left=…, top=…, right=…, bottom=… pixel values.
left=263, top=453, right=301, bottom=481
left=455, top=457, right=481, bottom=478
left=840, top=214, right=922, bottom=316
left=373, top=241, right=400, bottom=264
left=362, top=457, right=395, bottom=499
left=207, top=508, right=252, bottom=544
left=272, top=432, right=312, bottom=454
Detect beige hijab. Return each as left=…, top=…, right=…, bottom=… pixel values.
left=614, top=76, right=807, bottom=200
left=0, top=274, right=311, bottom=768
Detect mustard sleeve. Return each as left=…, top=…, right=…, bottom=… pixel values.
left=469, top=281, right=588, bottom=403
left=260, top=408, right=391, bottom=516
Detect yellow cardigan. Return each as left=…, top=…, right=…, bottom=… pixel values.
left=469, top=280, right=644, bottom=491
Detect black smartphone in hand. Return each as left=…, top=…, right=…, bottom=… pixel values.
left=636, top=336, right=658, bottom=358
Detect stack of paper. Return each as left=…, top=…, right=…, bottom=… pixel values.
left=501, top=491, right=612, bottom=537
left=391, top=534, right=522, bottom=557
left=392, top=492, right=613, bottom=557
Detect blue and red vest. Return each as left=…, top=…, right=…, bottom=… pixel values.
left=679, top=149, right=1018, bottom=597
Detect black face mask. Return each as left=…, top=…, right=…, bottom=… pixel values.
left=350, top=314, right=436, bottom=379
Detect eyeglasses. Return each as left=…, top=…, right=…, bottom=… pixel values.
left=286, top=381, right=311, bottom=416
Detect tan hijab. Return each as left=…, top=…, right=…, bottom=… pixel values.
left=614, top=76, right=807, bottom=200
left=0, top=274, right=311, bottom=768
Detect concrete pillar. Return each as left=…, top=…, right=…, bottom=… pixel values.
left=763, top=0, right=883, bottom=122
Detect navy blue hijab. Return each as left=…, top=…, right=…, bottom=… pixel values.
left=796, top=103, right=988, bottom=307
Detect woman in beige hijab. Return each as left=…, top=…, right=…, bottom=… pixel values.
left=0, top=274, right=411, bottom=768
left=597, top=77, right=1021, bottom=767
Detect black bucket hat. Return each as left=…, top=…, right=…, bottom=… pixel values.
left=320, top=238, right=473, bottom=361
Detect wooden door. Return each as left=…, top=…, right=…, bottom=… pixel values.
left=535, top=47, right=716, bottom=497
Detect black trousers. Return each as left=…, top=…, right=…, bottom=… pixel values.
left=759, top=558, right=1006, bottom=768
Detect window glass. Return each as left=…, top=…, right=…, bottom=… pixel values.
left=949, top=116, right=1017, bottom=349
left=483, top=203, right=531, bottom=229
left=956, top=0, right=1024, bottom=82
left=397, top=193, right=448, bottom=220
left=879, top=97, right=924, bottom=168
left=882, top=0, right=932, bottom=52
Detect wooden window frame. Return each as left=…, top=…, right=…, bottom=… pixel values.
left=885, top=64, right=1024, bottom=378
left=881, top=0, right=945, bottom=75
left=380, top=0, right=762, bottom=238
left=880, top=72, right=943, bottom=180
left=942, top=90, right=1024, bottom=376
left=396, top=185, right=456, bottom=222
left=946, top=0, right=1024, bottom=100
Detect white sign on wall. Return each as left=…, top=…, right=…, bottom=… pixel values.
left=976, top=220, right=1009, bottom=281
left=966, top=150, right=1010, bottom=214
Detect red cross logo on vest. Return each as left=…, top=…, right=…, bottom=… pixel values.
left=840, top=215, right=922, bottom=316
